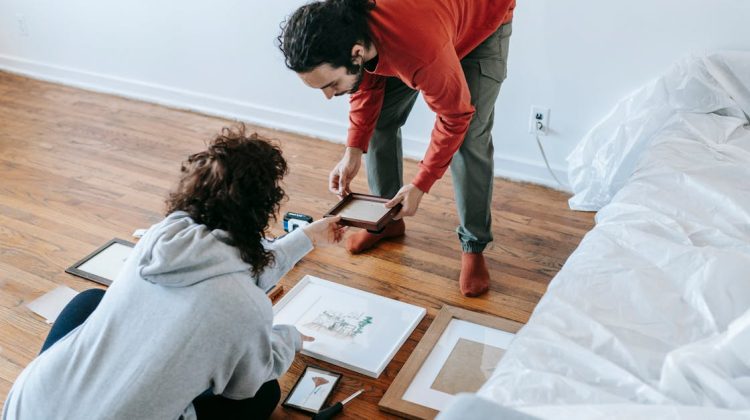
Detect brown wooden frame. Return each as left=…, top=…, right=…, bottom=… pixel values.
left=64, top=238, right=135, bottom=286
left=379, top=305, right=523, bottom=419
left=324, top=193, right=401, bottom=232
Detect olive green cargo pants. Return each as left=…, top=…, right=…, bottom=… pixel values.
left=365, top=23, right=512, bottom=253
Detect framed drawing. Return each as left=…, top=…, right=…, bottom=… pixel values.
left=324, top=193, right=401, bottom=232
left=273, top=275, right=426, bottom=378
left=65, top=238, right=135, bottom=286
left=379, top=305, right=523, bottom=419
left=282, top=365, right=342, bottom=415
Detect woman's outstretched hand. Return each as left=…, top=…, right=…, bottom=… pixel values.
left=302, top=215, right=347, bottom=246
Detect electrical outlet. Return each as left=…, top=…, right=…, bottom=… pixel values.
left=528, top=106, right=550, bottom=136
left=16, top=14, right=29, bottom=37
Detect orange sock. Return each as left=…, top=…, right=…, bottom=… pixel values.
left=460, top=252, right=490, bottom=297
left=346, top=219, right=405, bottom=254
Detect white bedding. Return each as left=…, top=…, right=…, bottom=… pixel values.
left=475, top=52, right=750, bottom=419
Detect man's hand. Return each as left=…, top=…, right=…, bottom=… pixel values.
left=329, top=147, right=363, bottom=197
left=302, top=215, right=347, bottom=246
left=386, top=183, right=425, bottom=220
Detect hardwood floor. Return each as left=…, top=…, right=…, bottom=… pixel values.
left=0, top=71, right=595, bottom=418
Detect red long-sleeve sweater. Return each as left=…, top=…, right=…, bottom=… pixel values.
left=347, top=0, right=515, bottom=193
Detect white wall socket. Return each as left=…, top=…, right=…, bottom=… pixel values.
left=529, top=106, right=550, bottom=136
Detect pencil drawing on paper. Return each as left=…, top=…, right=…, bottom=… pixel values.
left=303, top=310, right=374, bottom=339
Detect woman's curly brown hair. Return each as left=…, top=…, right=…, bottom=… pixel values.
left=165, top=125, right=288, bottom=276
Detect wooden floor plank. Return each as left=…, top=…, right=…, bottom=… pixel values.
left=0, top=70, right=595, bottom=418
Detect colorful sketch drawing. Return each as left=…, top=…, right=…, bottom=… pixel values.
left=303, top=376, right=331, bottom=406
left=303, top=310, right=374, bottom=339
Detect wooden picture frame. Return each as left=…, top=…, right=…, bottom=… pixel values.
left=324, top=193, right=401, bottom=232
left=65, top=238, right=135, bottom=286
left=379, top=305, right=523, bottom=419
left=282, top=365, right=342, bottom=415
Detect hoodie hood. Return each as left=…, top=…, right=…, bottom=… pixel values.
left=137, top=211, right=252, bottom=287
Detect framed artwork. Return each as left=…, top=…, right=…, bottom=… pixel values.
left=379, top=305, right=523, bottom=419
left=65, top=238, right=135, bottom=286
left=282, top=365, right=342, bottom=415
left=273, top=275, right=426, bottom=378
left=324, top=193, right=401, bottom=232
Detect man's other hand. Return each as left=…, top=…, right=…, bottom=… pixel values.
left=386, top=183, right=425, bottom=220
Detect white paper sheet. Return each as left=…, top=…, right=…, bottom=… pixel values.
left=26, top=286, right=79, bottom=324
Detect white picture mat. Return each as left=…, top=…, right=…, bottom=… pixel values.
left=274, top=275, right=426, bottom=378
left=285, top=367, right=339, bottom=411
left=77, top=242, right=133, bottom=281
left=337, top=199, right=389, bottom=222
left=402, top=319, right=515, bottom=411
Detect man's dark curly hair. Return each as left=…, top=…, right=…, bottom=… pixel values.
left=278, top=0, right=375, bottom=73
left=165, top=125, right=288, bottom=277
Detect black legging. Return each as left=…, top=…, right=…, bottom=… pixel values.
left=193, top=383, right=280, bottom=420
left=41, top=288, right=280, bottom=419
left=40, top=288, right=106, bottom=353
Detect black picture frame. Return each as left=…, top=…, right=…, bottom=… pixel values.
left=282, top=365, right=342, bottom=415
left=65, top=238, right=135, bottom=286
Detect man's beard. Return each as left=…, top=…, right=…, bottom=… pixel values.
left=347, top=63, right=365, bottom=94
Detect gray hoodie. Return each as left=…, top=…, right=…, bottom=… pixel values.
left=3, top=211, right=313, bottom=420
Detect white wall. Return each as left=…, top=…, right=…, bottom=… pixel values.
left=1, top=0, right=749, bottom=189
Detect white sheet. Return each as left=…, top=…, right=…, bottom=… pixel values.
left=476, top=52, right=750, bottom=418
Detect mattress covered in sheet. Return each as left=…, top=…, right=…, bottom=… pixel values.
left=475, top=52, right=750, bottom=419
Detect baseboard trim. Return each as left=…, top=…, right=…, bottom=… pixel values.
left=0, top=54, right=569, bottom=191
left=493, top=155, right=570, bottom=191
left=0, top=54, right=348, bottom=142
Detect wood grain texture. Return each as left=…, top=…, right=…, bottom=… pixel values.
left=0, top=70, right=595, bottom=418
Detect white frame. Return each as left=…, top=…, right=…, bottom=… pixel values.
left=273, top=275, right=426, bottom=378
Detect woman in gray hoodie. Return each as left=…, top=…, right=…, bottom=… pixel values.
left=3, top=126, right=346, bottom=420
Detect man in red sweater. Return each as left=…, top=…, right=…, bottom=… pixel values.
left=279, top=0, right=515, bottom=296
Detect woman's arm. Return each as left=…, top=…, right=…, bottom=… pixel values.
left=220, top=314, right=302, bottom=400
left=256, top=228, right=313, bottom=291
left=256, top=216, right=345, bottom=291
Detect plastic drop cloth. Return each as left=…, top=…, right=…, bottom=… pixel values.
left=467, top=52, right=750, bottom=419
